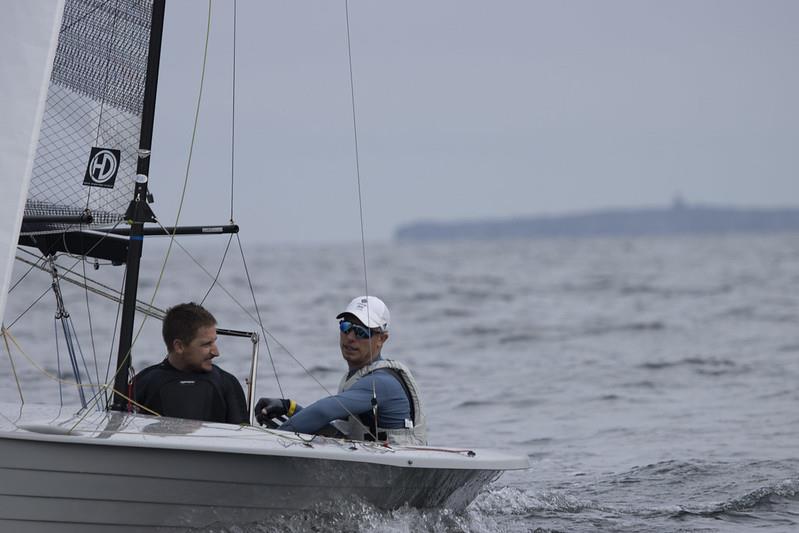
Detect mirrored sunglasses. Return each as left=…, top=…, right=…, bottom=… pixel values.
left=339, top=320, right=379, bottom=340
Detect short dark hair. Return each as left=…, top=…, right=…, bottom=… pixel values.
left=162, top=302, right=217, bottom=351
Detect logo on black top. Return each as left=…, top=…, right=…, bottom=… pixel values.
left=83, top=147, right=120, bottom=188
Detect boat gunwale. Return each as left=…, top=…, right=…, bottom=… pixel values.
left=0, top=410, right=529, bottom=471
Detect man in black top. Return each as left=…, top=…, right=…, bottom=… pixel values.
left=134, top=302, right=248, bottom=424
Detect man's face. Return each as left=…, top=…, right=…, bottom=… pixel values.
left=173, top=325, right=219, bottom=373
left=339, top=315, right=387, bottom=370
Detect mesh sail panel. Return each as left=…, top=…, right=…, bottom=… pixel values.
left=22, top=0, right=154, bottom=236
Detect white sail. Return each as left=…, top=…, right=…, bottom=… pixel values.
left=0, top=0, right=65, bottom=325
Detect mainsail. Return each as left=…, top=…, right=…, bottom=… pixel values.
left=22, top=0, right=155, bottom=237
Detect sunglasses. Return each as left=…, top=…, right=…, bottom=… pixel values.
left=339, top=320, right=380, bottom=340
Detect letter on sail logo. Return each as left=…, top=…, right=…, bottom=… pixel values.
left=83, top=147, right=121, bottom=188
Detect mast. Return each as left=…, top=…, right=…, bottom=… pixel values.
left=110, top=0, right=166, bottom=411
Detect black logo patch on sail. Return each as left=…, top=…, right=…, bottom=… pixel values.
left=83, top=147, right=120, bottom=188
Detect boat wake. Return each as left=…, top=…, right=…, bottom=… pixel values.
left=193, top=496, right=505, bottom=533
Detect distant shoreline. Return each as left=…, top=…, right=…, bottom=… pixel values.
left=395, top=204, right=799, bottom=241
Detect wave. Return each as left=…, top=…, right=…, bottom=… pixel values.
left=441, top=307, right=473, bottom=318
left=716, top=307, right=799, bottom=324
left=456, top=399, right=501, bottom=408
left=618, top=379, right=658, bottom=389
left=517, top=437, right=554, bottom=446
left=460, top=325, right=504, bottom=336
left=576, top=320, right=666, bottom=338
left=613, top=460, right=799, bottom=522
left=637, top=356, right=740, bottom=375
left=597, top=393, right=621, bottom=401
left=621, top=458, right=715, bottom=478
left=672, top=478, right=799, bottom=519
left=462, top=320, right=666, bottom=345
left=305, top=364, right=339, bottom=375
left=499, top=333, right=540, bottom=344
left=619, top=283, right=733, bottom=297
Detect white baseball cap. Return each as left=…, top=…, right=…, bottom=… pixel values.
left=336, top=296, right=390, bottom=332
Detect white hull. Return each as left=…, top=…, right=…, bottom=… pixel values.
left=0, top=403, right=527, bottom=531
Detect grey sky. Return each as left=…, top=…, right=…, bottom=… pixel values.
left=148, top=0, right=799, bottom=244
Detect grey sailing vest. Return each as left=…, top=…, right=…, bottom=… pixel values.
left=336, top=359, right=428, bottom=446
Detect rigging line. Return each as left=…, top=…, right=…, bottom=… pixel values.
left=169, top=0, right=213, bottom=234
left=67, top=315, right=100, bottom=404
left=3, top=334, right=136, bottom=429
left=234, top=234, right=283, bottom=398
left=14, top=219, right=129, bottom=405
left=69, top=381, right=160, bottom=424
left=54, top=319, right=64, bottom=406
left=1, top=328, right=118, bottom=392
left=7, top=287, right=52, bottom=330
left=344, top=0, right=371, bottom=302
left=12, top=248, right=132, bottom=337
left=153, top=224, right=254, bottom=318
left=196, top=1, right=269, bottom=396
left=48, top=257, right=88, bottom=408
left=16, top=245, right=137, bottom=307
left=144, top=0, right=213, bottom=280
left=53, top=251, right=119, bottom=283
left=97, top=384, right=160, bottom=417
left=1, top=327, right=25, bottom=404
left=338, top=5, right=382, bottom=440
left=8, top=254, right=129, bottom=410
left=80, top=232, right=102, bottom=395
left=48, top=221, right=126, bottom=263
left=103, top=267, right=126, bottom=406
left=8, top=252, right=47, bottom=295
left=229, top=0, right=237, bottom=221
left=344, top=1, right=379, bottom=371
left=13, top=230, right=154, bottom=325
left=200, top=232, right=235, bottom=306
left=344, top=2, right=379, bottom=380
left=154, top=230, right=264, bottom=326
left=14, top=255, right=165, bottom=320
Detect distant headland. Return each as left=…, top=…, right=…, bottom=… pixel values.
left=394, top=201, right=799, bottom=241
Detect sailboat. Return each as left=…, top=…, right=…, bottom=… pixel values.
left=0, top=1, right=528, bottom=530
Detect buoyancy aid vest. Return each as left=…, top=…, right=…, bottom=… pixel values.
left=336, top=359, right=428, bottom=446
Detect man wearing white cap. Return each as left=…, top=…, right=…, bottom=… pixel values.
left=254, top=296, right=427, bottom=445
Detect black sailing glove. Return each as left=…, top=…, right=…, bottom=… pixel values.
left=254, top=397, right=295, bottom=426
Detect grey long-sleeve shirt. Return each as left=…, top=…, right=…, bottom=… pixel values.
left=280, top=367, right=410, bottom=435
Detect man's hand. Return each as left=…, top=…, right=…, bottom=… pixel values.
left=254, top=397, right=290, bottom=426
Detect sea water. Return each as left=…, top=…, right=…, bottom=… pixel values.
left=3, top=233, right=798, bottom=532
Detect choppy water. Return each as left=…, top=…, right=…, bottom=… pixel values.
left=3, top=233, right=799, bottom=532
